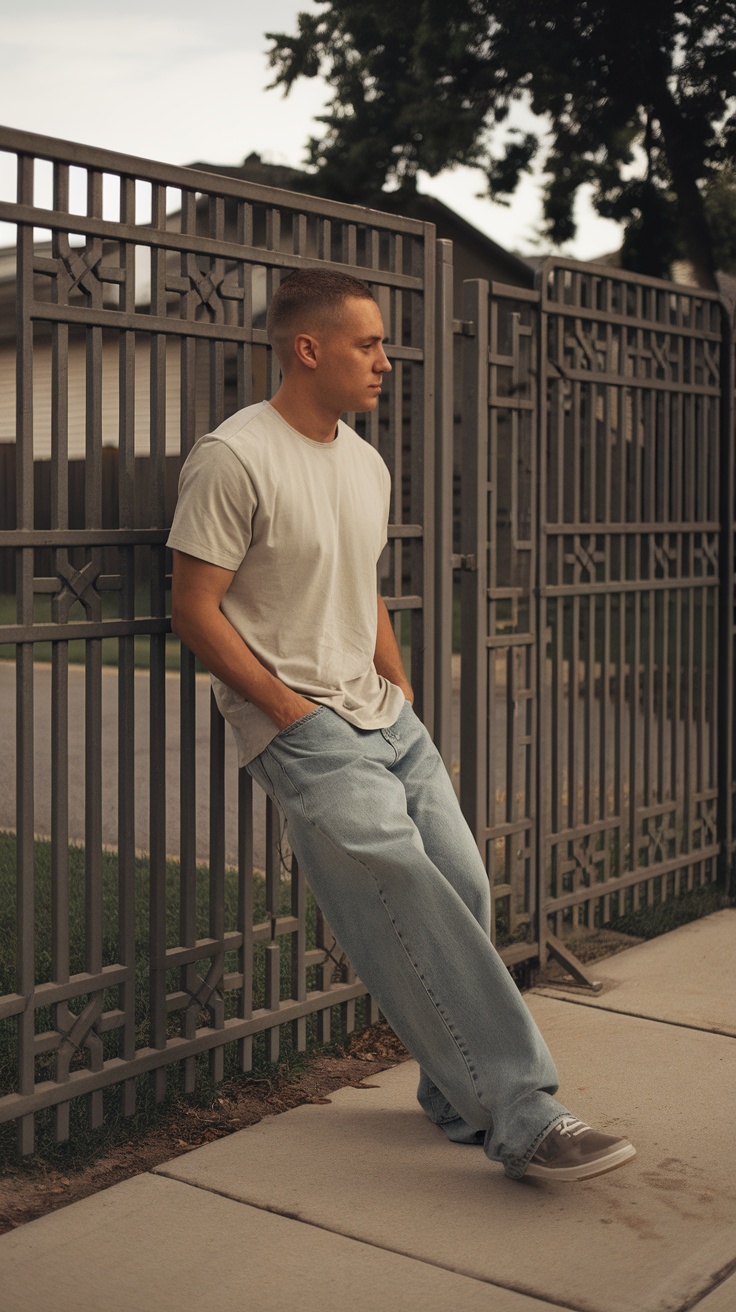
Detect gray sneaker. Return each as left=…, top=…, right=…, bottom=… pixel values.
left=524, top=1116, right=636, bottom=1181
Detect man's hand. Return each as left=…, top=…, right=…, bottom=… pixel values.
left=373, top=595, right=414, bottom=702
left=271, top=693, right=320, bottom=731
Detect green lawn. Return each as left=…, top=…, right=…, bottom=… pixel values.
left=0, top=831, right=348, bottom=1166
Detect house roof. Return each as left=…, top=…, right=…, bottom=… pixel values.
left=189, top=154, right=536, bottom=288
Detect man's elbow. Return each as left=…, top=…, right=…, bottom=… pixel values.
left=170, top=595, right=194, bottom=645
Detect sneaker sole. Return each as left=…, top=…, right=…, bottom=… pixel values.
left=524, top=1142, right=636, bottom=1182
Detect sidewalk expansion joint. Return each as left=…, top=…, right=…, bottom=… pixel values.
left=533, top=992, right=736, bottom=1039
left=674, top=1252, right=736, bottom=1312
left=152, top=1167, right=585, bottom=1312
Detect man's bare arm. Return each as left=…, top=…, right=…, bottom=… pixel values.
left=170, top=550, right=316, bottom=731
left=373, top=595, right=414, bottom=702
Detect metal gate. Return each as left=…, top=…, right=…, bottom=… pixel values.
left=461, top=262, right=733, bottom=974
left=0, top=126, right=438, bottom=1152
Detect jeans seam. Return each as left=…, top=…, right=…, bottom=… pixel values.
left=371, top=876, right=481, bottom=1091
left=380, top=728, right=399, bottom=763
left=265, top=747, right=318, bottom=825
left=256, top=749, right=279, bottom=797
left=273, top=706, right=325, bottom=741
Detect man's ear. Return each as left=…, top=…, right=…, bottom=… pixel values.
left=293, top=332, right=319, bottom=370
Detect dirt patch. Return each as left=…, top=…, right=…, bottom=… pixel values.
left=0, top=1023, right=409, bottom=1236
left=533, top=927, right=643, bottom=986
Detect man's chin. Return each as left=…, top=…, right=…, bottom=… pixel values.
left=343, top=397, right=379, bottom=415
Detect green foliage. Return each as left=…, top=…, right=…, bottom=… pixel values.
left=267, top=1, right=736, bottom=283
left=703, top=169, right=736, bottom=274
left=604, top=880, right=730, bottom=940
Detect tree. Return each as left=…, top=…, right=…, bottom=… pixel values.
left=267, top=1, right=736, bottom=287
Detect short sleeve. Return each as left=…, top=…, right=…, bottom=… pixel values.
left=378, top=453, right=391, bottom=555
left=167, top=436, right=258, bottom=571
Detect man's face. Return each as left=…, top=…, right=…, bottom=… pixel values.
left=314, top=296, right=392, bottom=413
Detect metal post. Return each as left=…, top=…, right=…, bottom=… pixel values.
left=459, top=280, right=488, bottom=862
left=718, top=302, right=735, bottom=896
left=434, top=239, right=455, bottom=768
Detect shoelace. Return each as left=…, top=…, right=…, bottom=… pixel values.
left=555, top=1116, right=591, bottom=1138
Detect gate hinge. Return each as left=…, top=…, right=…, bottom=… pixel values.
left=452, top=318, right=475, bottom=337
left=451, top=553, right=478, bottom=572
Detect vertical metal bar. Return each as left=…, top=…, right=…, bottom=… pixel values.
left=50, top=157, right=72, bottom=1141
left=265, top=942, right=281, bottom=1064
left=117, top=172, right=137, bottom=1118
left=315, top=908, right=332, bottom=1044
left=148, top=182, right=168, bottom=1101
left=178, top=645, right=197, bottom=1097
left=178, top=184, right=199, bottom=1095
left=236, top=199, right=251, bottom=411
left=265, top=797, right=281, bottom=1065
left=718, top=305, right=735, bottom=893
left=206, top=194, right=227, bottom=1086
left=420, top=225, right=436, bottom=734
left=85, top=167, right=105, bottom=1130
left=15, top=152, right=36, bottom=1156
left=290, top=854, right=307, bottom=1053
left=535, top=264, right=552, bottom=957
left=523, top=289, right=539, bottom=949
left=237, top=767, right=254, bottom=1074
left=433, top=239, right=454, bottom=769
left=208, top=691, right=226, bottom=1084
left=265, top=798, right=280, bottom=922
left=460, top=281, right=488, bottom=856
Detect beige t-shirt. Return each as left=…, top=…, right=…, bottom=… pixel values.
left=167, top=400, right=406, bottom=764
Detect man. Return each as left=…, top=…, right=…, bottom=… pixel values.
left=168, top=268, right=635, bottom=1182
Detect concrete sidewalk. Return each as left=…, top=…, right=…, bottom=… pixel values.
left=2, top=910, right=735, bottom=1312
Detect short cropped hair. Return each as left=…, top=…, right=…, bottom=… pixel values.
left=266, top=268, right=375, bottom=356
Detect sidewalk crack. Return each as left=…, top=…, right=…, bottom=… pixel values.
left=532, top=993, right=736, bottom=1039
left=152, top=1168, right=587, bottom=1312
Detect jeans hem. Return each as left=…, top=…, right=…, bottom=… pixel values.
left=502, top=1112, right=569, bottom=1180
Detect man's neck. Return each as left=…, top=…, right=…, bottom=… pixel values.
left=268, top=387, right=340, bottom=444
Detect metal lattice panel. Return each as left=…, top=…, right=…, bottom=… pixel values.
left=538, top=260, right=727, bottom=936
left=460, top=280, right=540, bottom=959
left=460, top=264, right=733, bottom=968
left=0, top=127, right=436, bottom=1152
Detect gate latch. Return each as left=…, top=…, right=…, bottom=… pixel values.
left=451, top=553, right=478, bottom=572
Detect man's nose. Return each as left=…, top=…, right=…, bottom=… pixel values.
left=376, top=348, right=392, bottom=373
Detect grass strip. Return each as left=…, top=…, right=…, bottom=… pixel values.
left=0, top=831, right=360, bottom=1168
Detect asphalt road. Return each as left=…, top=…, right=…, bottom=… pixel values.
left=0, top=662, right=268, bottom=869
left=0, top=661, right=462, bottom=871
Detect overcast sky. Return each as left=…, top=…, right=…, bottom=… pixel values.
left=0, top=0, right=622, bottom=259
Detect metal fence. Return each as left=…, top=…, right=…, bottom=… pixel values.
left=460, top=265, right=734, bottom=973
left=0, top=445, right=181, bottom=591
left=0, top=126, right=438, bottom=1153
left=0, top=126, right=734, bottom=1153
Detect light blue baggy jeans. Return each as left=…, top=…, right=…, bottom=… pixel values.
left=246, top=700, right=569, bottom=1177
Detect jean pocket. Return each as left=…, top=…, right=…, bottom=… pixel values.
left=273, top=705, right=325, bottom=741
